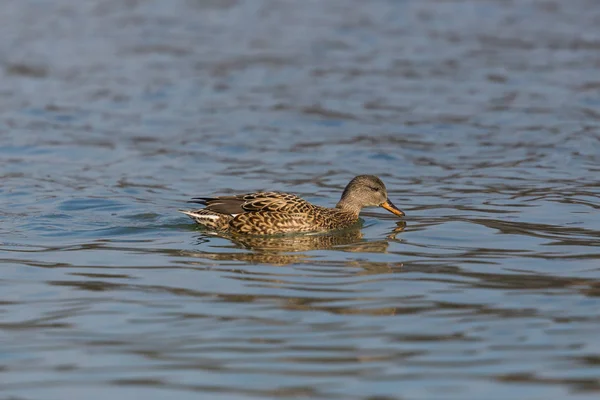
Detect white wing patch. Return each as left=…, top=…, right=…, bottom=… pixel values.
left=179, top=210, right=218, bottom=220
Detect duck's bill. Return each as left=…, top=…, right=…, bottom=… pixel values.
left=381, top=199, right=405, bottom=217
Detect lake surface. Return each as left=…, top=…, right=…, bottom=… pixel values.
left=1, top=0, right=600, bottom=399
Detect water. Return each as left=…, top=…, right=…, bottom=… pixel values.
left=1, top=0, right=600, bottom=399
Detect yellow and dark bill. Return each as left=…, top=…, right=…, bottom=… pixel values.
left=381, top=199, right=405, bottom=217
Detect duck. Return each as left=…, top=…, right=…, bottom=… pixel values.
left=180, top=175, right=405, bottom=235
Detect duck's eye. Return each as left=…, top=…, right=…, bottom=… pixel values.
left=369, top=186, right=380, bottom=192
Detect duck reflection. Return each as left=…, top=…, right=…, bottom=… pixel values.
left=183, top=221, right=406, bottom=266
left=178, top=222, right=407, bottom=316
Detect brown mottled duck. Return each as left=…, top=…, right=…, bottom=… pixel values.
left=180, top=175, right=405, bottom=235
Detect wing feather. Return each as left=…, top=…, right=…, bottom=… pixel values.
left=188, top=192, right=311, bottom=215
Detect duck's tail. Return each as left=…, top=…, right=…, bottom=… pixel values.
left=179, top=209, right=232, bottom=231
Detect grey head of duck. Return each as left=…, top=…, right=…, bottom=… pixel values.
left=335, top=175, right=405, bottom=217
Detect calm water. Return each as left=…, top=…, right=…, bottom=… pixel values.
left=2, top=0, right=600, bottom=399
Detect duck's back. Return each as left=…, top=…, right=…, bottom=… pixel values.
left=194, top=192, right=308, bottom=214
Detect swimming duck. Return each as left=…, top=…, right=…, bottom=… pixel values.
left=180, top=175, right=405, bottom=235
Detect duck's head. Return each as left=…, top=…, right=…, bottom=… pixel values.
left=336, top=175, right=405, bottom=217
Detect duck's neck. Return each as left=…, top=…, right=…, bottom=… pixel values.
left=335, top=198, right=361, bottom=217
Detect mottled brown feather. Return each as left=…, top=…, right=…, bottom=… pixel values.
left=192, top=192, right=309, bottom=215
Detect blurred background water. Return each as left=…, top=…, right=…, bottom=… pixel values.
left=1, top=0, right=600, bottom=399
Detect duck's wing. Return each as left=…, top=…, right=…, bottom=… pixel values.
left=240, top=192, right=312, bottom=213
left=190, top=192, right=312, bottom=215
left=189, top=194, right=248, bottom=215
